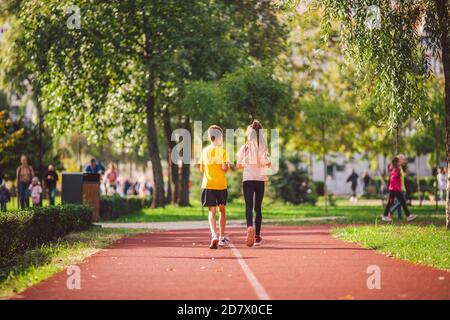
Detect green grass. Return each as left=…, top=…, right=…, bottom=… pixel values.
left=110, top=199, right=446, bottom=225
left=0, top=226, right=149, bottom=299
left=333, top=224, right=450, bottom=271
left=6, top=196, right=62, bottom=211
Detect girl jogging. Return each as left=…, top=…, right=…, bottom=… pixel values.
left=237, top=120, right=271, bottom=247
left=382, top=157, right=416, bottom=222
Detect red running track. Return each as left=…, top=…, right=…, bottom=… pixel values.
left=14, top=226, right=450, bottom=300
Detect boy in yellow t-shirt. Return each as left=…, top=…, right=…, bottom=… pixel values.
left=200, top=125, right=229, bottom=249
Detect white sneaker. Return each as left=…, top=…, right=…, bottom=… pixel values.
left=219, top=236, right=230, bottom=247
left=382, top=216, right=393, bottom=222
left=209, top=234, right=219, bottom=249
left=406, top=214, right=417, bottom=222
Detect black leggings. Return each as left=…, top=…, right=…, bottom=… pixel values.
left=384, top=190, right=410, bottom=217
left=243, top=181, right=265, bottom=236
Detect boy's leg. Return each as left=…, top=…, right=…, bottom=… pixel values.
left=208, top=206, right=217, bottom=236
left=218, top=204, right=226, bottom=238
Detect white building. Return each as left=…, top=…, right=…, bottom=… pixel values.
left=311, top=153, right=434, bottom=195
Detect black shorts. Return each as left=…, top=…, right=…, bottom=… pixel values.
left=201, top=189, right=228, bottom=207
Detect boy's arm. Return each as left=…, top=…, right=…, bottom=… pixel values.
left=222, top=163, right=229, bottom=172
left=199, top=151, right=205, bottom=173
left=222, top=149, right=229, bottom=172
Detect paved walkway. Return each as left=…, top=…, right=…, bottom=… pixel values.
left=96, top=216, right=345, bottom=230
left=14, top=225, right=450, bottom=300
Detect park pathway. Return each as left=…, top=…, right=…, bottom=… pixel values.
left=14, top=225, right=450, bottom=300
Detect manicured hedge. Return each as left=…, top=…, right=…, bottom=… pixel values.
left=100, top=195, right=150, bottom=219
left=0, top=205, right=92, bottom=266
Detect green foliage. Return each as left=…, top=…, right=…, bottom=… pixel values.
left=0, top=118, right=61, bottom=180
left=270, top=154, right=318, bottom=205
left=292, top=95, right=345, bottom=156
left=0, top=204, right=91, bottom=266
left=183, top=66, right=292, bottom=128
left=9, top=0, right=285, bottom=147
left=0, top=111, right=24, bottom=174
left=100, top=196, right=151, bottom=220
left=220, top=66, right=292, bottom=127
left=320, top=0, right=445, bottom=128
left=182, top=81, right=226, bottom=126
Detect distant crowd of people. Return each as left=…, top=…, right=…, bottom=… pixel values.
left=0, top=155, right=153, bottom=212
left=0, top=155, right=59, bottom=211
left=85, top=158, right=154, bottom=198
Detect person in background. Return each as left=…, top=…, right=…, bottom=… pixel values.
left=347, top=168, right=359, bottom=203
left=391, top=154, right=408, bottom=218
left=437, top=167, right=447, bottom=202
left=85, top=158, right=105, bottom=174
left=44, top=164, right=59, bottom=206
left=29, top=177, right=43, bottom=207
left=15, top=155, right=35, bottom=209
left=382, top=157, right=416, bottom=222
left=123, top=178, right=132, bottom=196
left=0, top=165, right=4, bottom=185
left=362, top=170, right=371, bottom=196
left=0, top=180, right=11, bottom=211
left=104, top=163, right=118, bottom=195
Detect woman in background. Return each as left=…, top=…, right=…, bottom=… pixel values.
left=382, top=157, right=416, bottom=222
left=15, top=155, right=35, bottom=209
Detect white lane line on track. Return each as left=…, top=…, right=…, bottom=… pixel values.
left=229, top=242, right=271, bottom=300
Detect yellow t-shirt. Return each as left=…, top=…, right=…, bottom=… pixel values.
left=201, top=145, right=228, bottom=190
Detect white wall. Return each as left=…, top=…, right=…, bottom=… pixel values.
left=311, top=153, right=433, bottom=195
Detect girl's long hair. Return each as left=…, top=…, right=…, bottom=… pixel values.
left=245, top=120, right=269, bottom=165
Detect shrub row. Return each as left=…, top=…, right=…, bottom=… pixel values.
left=100, top=195, right=151, bottom=219
left=0, top=205, right=92, bottom=266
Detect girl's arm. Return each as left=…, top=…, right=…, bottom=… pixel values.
left=236, top=145, right=246, bottom=170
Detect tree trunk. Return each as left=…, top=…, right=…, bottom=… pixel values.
left=436, top=126, right=440, bottom=210
left=436, top=0, right=450, bottom=229
left=321, top=127, right=328, bottom=213
left=163, top=108, right=180, bottom=204
left=34, top=85, right=43, bottom=181
left=179, top=117, right=191, bottom=207
left=416, top=156, right=422, bottom=206
left=146, top=76, right=165, bottom=208
left=395, top=125, right=400, bottom=155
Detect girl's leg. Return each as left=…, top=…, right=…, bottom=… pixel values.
left=394, top=191, right=411, bottom=216
left=383, top=192, right=395, bottom=216
left=254, top=182, right=265, bottom=236
left=243, top=182, right=255, bottom=228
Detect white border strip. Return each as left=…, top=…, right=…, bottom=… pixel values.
left=229, top=243, right=271, bottom=300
